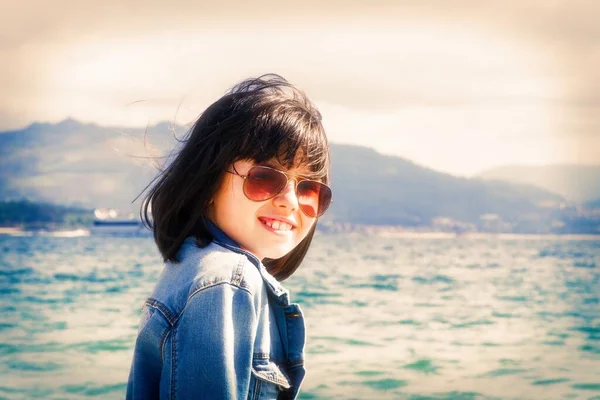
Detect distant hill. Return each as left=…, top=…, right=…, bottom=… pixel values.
left=329, top=145, right=564, bottom=227
left=1, top=119, right=596, bottom=233
left=0, top=200, right=92, bottom=228
left=0, top=118, right=168, bottom=212
left=585, top=198, right=600, bottom=210
left=476, top=164, right=600, bottom=203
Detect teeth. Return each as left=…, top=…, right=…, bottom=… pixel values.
left=263, top=219, right=292, bottom=231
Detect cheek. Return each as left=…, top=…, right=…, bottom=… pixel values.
left=297, top=217, right=316, bottom=241
left=214, top=177, right=248, bottom=213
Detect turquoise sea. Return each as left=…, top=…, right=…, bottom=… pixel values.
left=1, top=232, right=599, bottom=399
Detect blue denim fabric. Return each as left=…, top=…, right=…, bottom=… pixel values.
left=127, top=222, right=306, bottom=399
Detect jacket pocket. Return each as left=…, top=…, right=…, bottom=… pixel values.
left=248, top=357, right=291, bottom=400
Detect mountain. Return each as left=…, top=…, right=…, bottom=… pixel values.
left=476, top=164, right=600, bottom=203
left=0, top=118, right=170, bottom=212
left=585, top=198, right=600, bottom=210
left=329, top=146, right=564, bottom=227
left=1, top=119, right=595, bottom=233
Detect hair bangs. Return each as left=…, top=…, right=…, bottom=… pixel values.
left=231, top=99, right=330, bottom=183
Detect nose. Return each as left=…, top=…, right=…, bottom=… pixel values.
left=272, top=180, right=299, bottom=211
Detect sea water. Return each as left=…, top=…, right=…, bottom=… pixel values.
left=1, top=233, right=599, bottom=399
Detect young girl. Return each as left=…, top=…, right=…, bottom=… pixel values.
left=127, top=74, right=332, bottom=400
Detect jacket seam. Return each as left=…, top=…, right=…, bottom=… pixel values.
left=145, top=298, right=177, bottom=326
left=288, top=360, right=304, bottom=367
left=179, top=281, right=254, bottom=326
left=160, top=329, right=171, bottom=363
left=250, top=373, right=260, bottom=400
left=231, top=254, right=244, bottom=287
left=141, top=299, right=173, bottom=364
left=176, top=282, right=254, bottom=329
left=171, top=324, right=177, bottom=400
left=185, top=258, right=252, bottom=300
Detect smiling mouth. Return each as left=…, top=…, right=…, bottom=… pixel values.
left=259, top=217, right=294, bottom=232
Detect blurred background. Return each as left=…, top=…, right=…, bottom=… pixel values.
left=1, top=1, right=599, bottom=399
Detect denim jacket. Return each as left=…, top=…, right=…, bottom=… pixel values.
left=127, top=223, right=306, bottom=400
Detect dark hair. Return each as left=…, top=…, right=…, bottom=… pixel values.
left=141, top=74, right=329, bottom=281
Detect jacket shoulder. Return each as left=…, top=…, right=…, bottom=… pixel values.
left=149, top=240, right=264, bottom=323
left=187, top=241, right=263, bottom=294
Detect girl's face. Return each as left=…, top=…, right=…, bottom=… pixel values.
left=207, top=159, right=317, bottom=260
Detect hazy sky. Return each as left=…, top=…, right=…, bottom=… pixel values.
left=1, top=0, right=598, bottom=176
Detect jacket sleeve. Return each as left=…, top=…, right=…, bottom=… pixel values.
left=170, top=282, right=259, bottom=399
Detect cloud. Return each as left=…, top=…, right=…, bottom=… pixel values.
left=1, top=0, right=598, bottom=168
left=2, top=1, right=598, bottom=46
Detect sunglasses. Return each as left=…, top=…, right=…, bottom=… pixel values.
left=226, top=165, right=333, bottom=218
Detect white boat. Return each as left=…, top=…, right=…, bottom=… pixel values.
left=90, top=208, right=151, bottom=236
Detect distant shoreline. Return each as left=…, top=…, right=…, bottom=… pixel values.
left=0, top=227, right=90, bottom=237
left=1, top=226, right=599, bottom=240
left=374, top=231, right=600, bottom=241
left=0, top=227, right=23, bottom=235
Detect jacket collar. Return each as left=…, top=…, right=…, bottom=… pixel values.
left=204, top=218, right=238, bottom=249
left=203, top=219, right=290, bottom=305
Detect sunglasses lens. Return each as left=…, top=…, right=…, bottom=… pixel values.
left=297, top=180, right=332, bottom=218
left=242, top=166, right=332, bottom=217
left=244, top=167, right=287, bottom=201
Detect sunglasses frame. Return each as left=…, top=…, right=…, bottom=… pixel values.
left=226, top=165, right=333, bottom=217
